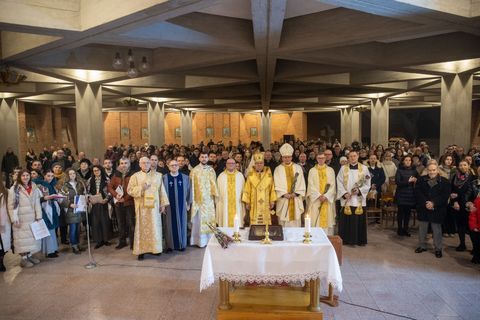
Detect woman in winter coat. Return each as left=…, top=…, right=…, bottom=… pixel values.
left=394, top=155, right=418, bottom=237
left=439, top=155, right=456, bottom=236
left=33, top=170, right=61, bottom=258
left=449, top=160, right=475, bottom=252
left=60, top=168, right=87, bottom=254
left=0, top=174, right=12, bottom=272
left=7, top=169, right=42, bottom=268
left=87, top=165, right=112, bottom=249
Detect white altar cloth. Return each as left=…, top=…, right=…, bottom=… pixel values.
left=200, top=227, right=342, bottom=292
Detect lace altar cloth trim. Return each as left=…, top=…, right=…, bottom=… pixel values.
left=200, top=271, right=341, bottom=291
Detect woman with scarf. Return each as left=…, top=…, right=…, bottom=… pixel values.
left=449, top=160, right=475, bottom=252
left=33, top=170, right=61, bottom=258
left=87, top=165, right=112, bottom=249
left=439, top=155, right=456, bottom=237
left=0, top=174, right=11, bottom=271
left=7, top=169, right=42, bottom=268
left=60, top=168, right=87, bottom=254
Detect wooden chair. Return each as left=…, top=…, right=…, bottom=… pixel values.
left=380, top=183, right=397, bottom=228
left=365, top=194, right=382, bottom=224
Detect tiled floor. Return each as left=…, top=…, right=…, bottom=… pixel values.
left=1, top=225, right=479, bottom=320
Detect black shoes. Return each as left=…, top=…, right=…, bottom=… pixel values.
left=435, top=250, right=442, bottom=258
left=47, top=253, right=59, bottom=258
left=115, top=242, right=127, bottom=250
left=397, top=229, right=411, bottom=237
left=415, top=247, right=427, bottom=253
left=471, top=257, right=480, bottom=264
left=104, top=241, right=111, bottom=246
left=72, top=246, right=81, bottom=255
left=0, top=258, right=5, bottom=272
left=137, top=254, right=145, bottom=261
left=455, top=245, right=466, bottom=252
left=94, top=242, right=104, bottom=249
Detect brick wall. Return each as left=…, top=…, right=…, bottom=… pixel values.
left=271, top=112, right=307, bottom=142
left=18, top=103, right=76, bottom=159
left=103, top=111, right=148, bottom=147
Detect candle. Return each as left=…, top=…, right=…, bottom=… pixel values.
left=234, top=215, right=240, bottom=233
left=305, top=216, right=311, bottom=233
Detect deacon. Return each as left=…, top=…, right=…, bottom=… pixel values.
left=216, top=158, right=245, bottom=227
left=336, top=151, right=371, bottom=245
left=242, top=153, right=277, bottom=225
left=127, top=157, right=169, bottom=260
left=163, top=159, right=192, bottom=252
left=190, top=151, right=218, bottom=247
left=274, top=143, right=306, bottom=227
left=306, top=152, right=337, bottom=235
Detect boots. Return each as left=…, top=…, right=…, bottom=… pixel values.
left=0, top=256, right=6, bottom=272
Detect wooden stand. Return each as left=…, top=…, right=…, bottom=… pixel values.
left=217, top=279, right=323, bottom=320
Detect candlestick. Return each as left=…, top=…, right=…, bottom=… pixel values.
left=261, top=222, right=272, bottom=244
left=305, top=216, right=311, bottom=233
left=234, top=215, right=240, bottom=233
left=233, top=231, right=241, bottom=243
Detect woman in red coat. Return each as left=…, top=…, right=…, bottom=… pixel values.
left=469, top=198, right=480, bottom=264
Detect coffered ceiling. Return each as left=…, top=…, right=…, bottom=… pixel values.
left=1, top=0, right=479, bottom=112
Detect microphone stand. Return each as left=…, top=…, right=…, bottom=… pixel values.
left=84, top=197, right=97, bottom=269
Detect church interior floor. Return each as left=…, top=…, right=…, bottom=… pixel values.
left=1, top=225, right=479, bottom=320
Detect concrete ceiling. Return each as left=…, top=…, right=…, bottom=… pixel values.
left=0, top=0, right=479, bottom=112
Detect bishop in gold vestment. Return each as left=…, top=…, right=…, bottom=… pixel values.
left=127, top=157, right=169, bottom=257
left=242, top=153, right=277, bottom=225
left=216, top=159, right=245, bottom=227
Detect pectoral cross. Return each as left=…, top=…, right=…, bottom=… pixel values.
left=169, top=181, right=174, bottom=187
left=179, top=180, right=182, bottom=186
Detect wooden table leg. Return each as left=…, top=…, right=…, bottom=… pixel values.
left=218, top=279, right=232, bottom=310
left=308, top=278, right=322, bottom=312
left=320, top=283, right=339, bottom=307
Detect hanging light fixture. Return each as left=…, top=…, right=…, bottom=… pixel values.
left=0, top=66, right=27, bottom=85
left=126, top=61, right=138, bottom=78
left=113, top=49, right=149, bottom=78
left=112, top=52, right=124, bottom=69
left=139, top=56, right=149, bottom=72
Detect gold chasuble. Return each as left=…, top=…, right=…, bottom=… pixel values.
left=284, top=164, right=296, bottom=221
left=216, top=170, right=245, bottom=227
left=306, top=164, right=337, bottom=235
left=242, top=167, right=277, bottom=225
left=127, top=170, right=169, bottom=255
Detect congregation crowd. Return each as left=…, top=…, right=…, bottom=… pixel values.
left=1, top=137, right=480, bottom=272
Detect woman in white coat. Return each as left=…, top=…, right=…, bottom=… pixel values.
left=7, top=169, right=42, bottom=268
left=0, top=174, right=11, bottom=272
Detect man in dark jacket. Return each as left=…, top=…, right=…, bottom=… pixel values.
left=1, top=147, right=19, bottom=187
left=107, top=158, right=135, bottom=249
left=415, top=163, right=451, bottom=258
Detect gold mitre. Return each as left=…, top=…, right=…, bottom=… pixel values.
left=253, top=152, right=264, bottom=162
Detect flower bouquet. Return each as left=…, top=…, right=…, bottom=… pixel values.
left=207, top=222, right=234, bottom=249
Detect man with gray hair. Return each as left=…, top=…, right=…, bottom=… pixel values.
left=414, top=162, right=451, bottom=258
left=127, top=157, right=169, bottom=260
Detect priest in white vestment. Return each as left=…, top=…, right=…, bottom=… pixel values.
left=274, top=143, right=306, bottom=227
left=127, top=157, right=169, bottom=260
left=190, top=152, right=218, bottom=247
left=336, top=151, right=371, bottom=245
left=216, top=158, right=245, bottom=227
left=306, top=152, right=336, bottom=235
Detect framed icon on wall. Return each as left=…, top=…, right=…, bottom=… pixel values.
left=141, top=127, right=149, bottom=139
left=223, top=127, right=231, bottom=137
left=206, top=127, right=214, bottom=138
left=250, top=127, right=258, bottom=137
left=121, top=127, right=130, bottom=139
left=175, top=127, right=181, bottom=138
left=27, top=127, right=37, bottom=143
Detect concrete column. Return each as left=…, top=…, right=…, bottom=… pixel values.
left=340, top=108, right=361, bottom=146
left=0, top=99, right=20, bottom=158
left=52, top=107, right=63, bottom=146
left=74, top=83, right=104, bottom=160
left=180, top=110, right=193, bottom=146
left=371, top=98, right=389, bottom=146
left=147, top=102, right=165, bottom=146
left=440, top=73, right=473, bottom=150
left=261, top=111, right=271, bottom=148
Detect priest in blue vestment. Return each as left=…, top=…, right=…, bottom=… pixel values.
left=163, top=159, right=192, bottom=251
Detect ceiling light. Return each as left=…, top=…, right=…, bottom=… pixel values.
left=0, top=66, right=27, bottom=86
left=126, top=61, right=138, bottom=78
left=112, top=52, right=124, bottom=70
left=140, top=56, right=149, bottom=72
